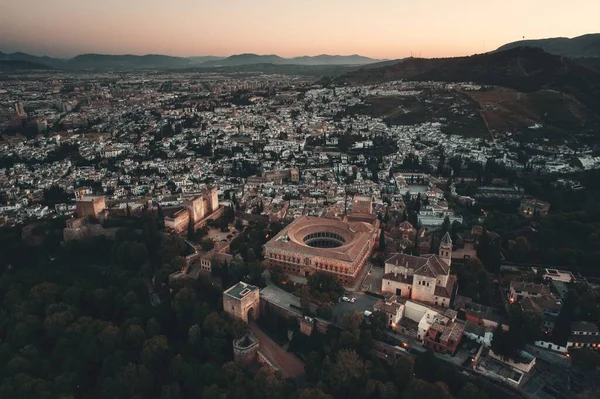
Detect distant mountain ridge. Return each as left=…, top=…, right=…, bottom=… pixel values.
left=0, top=51, right=382, bottom=70
left=495, top=34, right=600, bottom=58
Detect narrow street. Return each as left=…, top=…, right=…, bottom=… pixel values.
left=249, top=322, right=305, bottom=380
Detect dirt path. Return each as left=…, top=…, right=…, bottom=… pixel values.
left=249, top=322, right=305, bottom=379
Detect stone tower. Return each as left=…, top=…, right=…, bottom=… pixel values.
left=439, top=232, right=452, bottom=266
left=233, top=333, right=260, bottom=365
left=209, top=186, right=219, bottom=213
left=223, top=282, right=260, bottom=323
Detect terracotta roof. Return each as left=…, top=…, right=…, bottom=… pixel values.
left=385, top=253, right=450, bottom=278
left=263, top=215, right=377, bottom=263
left=511, top=281, right=551, bottom=295
left=429, top=319, right=464, bottom=343
left=382, top=272, right=413, bottom=284
left=374, top=299, right=403, bottom=315
left=398, top=221, right=415, bottom=231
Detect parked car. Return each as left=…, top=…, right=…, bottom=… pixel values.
left=350, top=298, right=356, bottom=303
left=342, top=296, right=351, bottom=302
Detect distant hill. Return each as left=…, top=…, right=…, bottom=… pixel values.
left=0, top=60, right=53, bottom=71
left=339, top=48, right=600, bottom=107
left=495, top=34, right=600, bottom=58
left=66, top=54, right=194, bottom=69
left=0, top=52, right=65, bottom=69
left=185, top=63, right=358, bottom=77
left=0, top=51, right=381, bottom=70
left=288, top=54, right=382, bottom=66
left=198, top=53, right=381, bottom=67
left=336, top=47, right=600, bottom=141
left=186, top=56, right=225, bottom=64
left=200, top=53, right=287, bottom=67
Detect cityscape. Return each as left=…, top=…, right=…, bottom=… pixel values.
left=1, top=3, right=600, bottom=399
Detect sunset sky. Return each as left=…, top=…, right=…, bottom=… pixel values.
left=1, top=0, right=599, bottom=59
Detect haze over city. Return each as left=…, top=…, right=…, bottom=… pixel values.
left=2, top=0, right=600, bottom=58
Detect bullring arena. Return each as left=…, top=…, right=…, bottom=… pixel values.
left=263, top=215, right=380, bottom=286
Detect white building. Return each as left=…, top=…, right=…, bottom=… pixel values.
left=381, top=232, right=456, bottom=308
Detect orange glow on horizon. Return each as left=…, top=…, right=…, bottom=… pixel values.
left=1, top=1, right=599, bottom=59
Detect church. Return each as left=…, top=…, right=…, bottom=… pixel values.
left=381, top=232, right=457, bottom=308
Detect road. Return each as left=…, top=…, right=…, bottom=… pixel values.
left=249, top=322, right=305, bottom=380
left=362, top=264, right=384, bottom=292
left=332, top=292, right=380, bottom=323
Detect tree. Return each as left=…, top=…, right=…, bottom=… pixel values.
left=402, top=379, right=453, bottom=399
left=441, top=216, right=450, bottom=235
left=141, top=335, right=169, bottom=367
left=571, top=349, right=600, bottom=371
left=119, top=363, right=153, bottom=398
left=188, top=219, right=195, bottom=240
left=298, top=388, right=333, bottom=399
left=492, top=305, right=542, bottom=361
left=458, top=382, right=489, bottom=399
left=326, top=349, right=368, bottom=398
left=379, top=229, right=386, bottom=251
left=307, top=272, right=344, bottom=301
left=235, top=219, right=244, bottom=232
left=534, top=266, right=546, bottom=284
left=513, top=237, right=531, bottom=263
left=392, top=356, right=415, bottom=391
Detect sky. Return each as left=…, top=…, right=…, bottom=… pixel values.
left=1, top=0, right=599, bottom=59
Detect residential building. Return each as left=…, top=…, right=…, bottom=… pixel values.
left=519, top=198, right=550, bottom=217
left=567, top=321, right=599, bottom=350
left=509, top=281, right=551, bottom=303
left=423, top=312, right=464, bottom=355
left=374, top=294, right=405, bottom=327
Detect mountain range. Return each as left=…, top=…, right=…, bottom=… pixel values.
left=0, top=51, right=382, bottom=70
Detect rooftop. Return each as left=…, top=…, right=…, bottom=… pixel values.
left=264, top=215, right=378, bottom=263
left=385, top=252, right=450, bottom=277
left=224, top=281, right=259, bottom=300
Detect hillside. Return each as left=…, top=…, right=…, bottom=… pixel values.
left=495, top=34, right=600, bottom=58
left=337, top=48, right=600, bottom=141
left=0, top=60, right=53, bottom=71
left=340, top=48, right=600, bottom=109
left=0, top=52, right=65, bottom=69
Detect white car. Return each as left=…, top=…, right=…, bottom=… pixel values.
left=350, top=298, right=356, bottom=303
left=342, top=296, right=351, bottom=302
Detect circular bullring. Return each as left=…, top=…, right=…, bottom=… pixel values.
left=303, top=231, right=346, bottom=248
left=286, top=218, right=370, bottom=251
